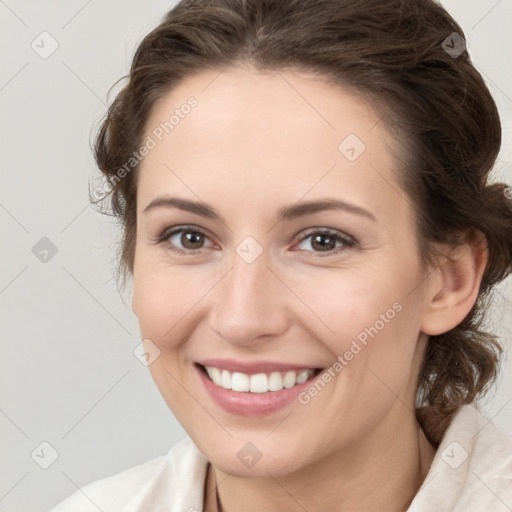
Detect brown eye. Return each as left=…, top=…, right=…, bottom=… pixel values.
left=180, top=230, right=205, bottom=249
left=158, top=226, right=214, bottom=253
left=293, top=228, right=356, bottom=256
left=310, top=233, right=337, bottom=252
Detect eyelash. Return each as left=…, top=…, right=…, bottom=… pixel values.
left=156, top=225, right=357, bottom=257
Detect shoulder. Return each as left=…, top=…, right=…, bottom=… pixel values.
left=408, top=404, right=512, bottom=512
left=47, top=437, right=208, bottom=512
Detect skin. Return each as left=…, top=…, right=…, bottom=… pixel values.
left=131, top=64, right=488, bottom=512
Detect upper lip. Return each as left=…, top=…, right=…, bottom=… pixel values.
left=197, top=358, right=322, bottom=375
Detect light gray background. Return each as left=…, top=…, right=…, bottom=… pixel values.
left=0, top=1, right=511, bottom=511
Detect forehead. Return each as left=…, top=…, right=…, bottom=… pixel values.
left=143, top=64, right=392, bottom=155
left=137, top=65, right=407, bottom=224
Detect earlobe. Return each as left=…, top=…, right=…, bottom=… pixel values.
left=421, top=232, right=488, bottom=336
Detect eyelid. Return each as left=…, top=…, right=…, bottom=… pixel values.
left=294, top=227, right=355, bottom=244
left=156, top=225, right=357, bottom=256
left=290, top=227, right=357, bottom=256
left=157, top=224, right=209, bottom=243
left=156, top=224, right=214, bottom=253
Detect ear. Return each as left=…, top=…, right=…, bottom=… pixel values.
left=420, top=231, right=488, bottom=336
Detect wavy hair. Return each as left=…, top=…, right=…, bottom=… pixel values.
left=92, top=0, right=512, bottom=444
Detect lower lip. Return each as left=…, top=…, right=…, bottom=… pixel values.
left=196, top=364, right=320, bottom=416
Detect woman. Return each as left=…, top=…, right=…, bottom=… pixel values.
left=49, top=0, right=512, bottom=510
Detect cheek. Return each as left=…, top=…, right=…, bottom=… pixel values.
left=287, top=265, right=407, bottom=349
left=132, top=265, right=207, bottom=421
left=132, top=263, right=210, bottom=343
left=290, top=295, right=420, bottom=454
left=289, top=266, right=422, bottom=397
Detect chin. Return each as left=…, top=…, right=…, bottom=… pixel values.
left=195, top=433, right=318, bottom=479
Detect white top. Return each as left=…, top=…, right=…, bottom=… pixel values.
left=48, top=405, right=512, bottom=512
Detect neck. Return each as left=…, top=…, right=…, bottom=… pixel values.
left=204, top=405, right=436, bottom=512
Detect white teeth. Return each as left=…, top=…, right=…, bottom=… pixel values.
left=211, top=367, right=221, bottom=386
left=221, top=369, right=232, bottom=390
left=283, top=371, right=297, bottom=388
left=231, top=372, right=250, bottom=392
left=249, top=373, right=268, bottom=393
left=268, top=371, right=283, bottom=391
left=296, top=370, right=309, bottom=384
left=204, top=366, right=316, bottom=393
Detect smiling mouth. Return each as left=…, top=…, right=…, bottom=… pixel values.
left=196, top=363, right=322, bottom=393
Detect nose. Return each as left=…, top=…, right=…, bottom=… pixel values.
left=208, top=249, right=289, bottom=347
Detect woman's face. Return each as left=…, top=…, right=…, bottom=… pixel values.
left=132, top=65, right=433, bottom=476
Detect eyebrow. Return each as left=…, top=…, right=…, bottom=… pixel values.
left=142, top=196, right=377, bottom=223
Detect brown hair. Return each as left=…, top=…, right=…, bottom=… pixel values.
left=92, top=0, right=512, bottom=445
